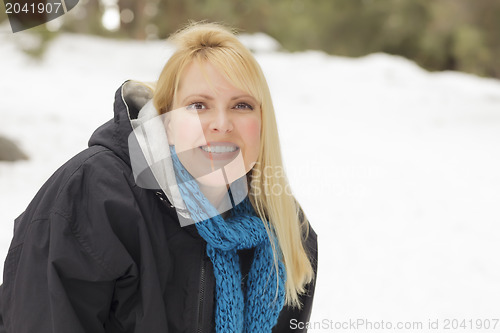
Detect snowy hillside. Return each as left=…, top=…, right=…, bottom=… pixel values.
left=1, top=32, right=500, bottom=332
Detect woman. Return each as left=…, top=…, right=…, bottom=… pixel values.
left=0, top=22, right=317, bottom=332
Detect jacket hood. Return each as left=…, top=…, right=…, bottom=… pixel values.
left=88, top=81, right=192, bottom=222
left=88, top=80, right=150, bottom=164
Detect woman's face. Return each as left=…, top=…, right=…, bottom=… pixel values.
left=166, top=60, right=261, bottom=187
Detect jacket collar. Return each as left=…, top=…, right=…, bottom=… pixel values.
left=88, top=80, right=154, bottom=165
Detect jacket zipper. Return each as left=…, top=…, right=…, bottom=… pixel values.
left=197, top=249, right=208, bottom=333
left=156, top=191, right=209, bottom=331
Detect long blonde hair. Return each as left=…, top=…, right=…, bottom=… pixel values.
left=153, top=22, right=314, bottom=307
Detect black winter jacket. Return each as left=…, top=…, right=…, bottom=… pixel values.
left=0, top=82, right=317, bottom=333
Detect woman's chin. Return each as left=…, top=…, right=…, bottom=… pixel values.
left=195, top=171, right=228, bottom=188
left=182, top=151, right=251, bottom=187
left=194, top=164, right=249, bottom=188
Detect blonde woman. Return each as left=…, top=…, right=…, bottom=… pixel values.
left=0, top=22, right=317, bottom=332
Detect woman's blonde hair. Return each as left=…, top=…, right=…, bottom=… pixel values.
left=153, top=21, right=314, bottom=307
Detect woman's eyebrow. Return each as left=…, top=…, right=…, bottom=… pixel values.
left=230, top=95, right=257, bottom=102
left=182, top=94, right=258, bottom=104
left=182, top=94, right=214, bottom=104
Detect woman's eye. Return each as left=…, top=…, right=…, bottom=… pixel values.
left=186, top=102, right=206, bottom=110
left=234, top=103, right=254, bottom=110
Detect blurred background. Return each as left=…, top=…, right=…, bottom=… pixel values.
left=1, top=1, right=500, bottom=331
left=1, top=0, right=500, bottom=78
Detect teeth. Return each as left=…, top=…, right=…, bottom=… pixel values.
left=201, top=145, right=238, bottom=153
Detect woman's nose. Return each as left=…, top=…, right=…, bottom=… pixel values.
left=209, top=108, right=233, bottom=133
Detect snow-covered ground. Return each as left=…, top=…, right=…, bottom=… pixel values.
left=1, top=31, right=500, bottom=332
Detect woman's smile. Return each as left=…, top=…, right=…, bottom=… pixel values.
left=199, top=142, right=240, bottom=161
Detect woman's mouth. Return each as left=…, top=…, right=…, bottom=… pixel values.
left=199, top=143, right=240, bottom=161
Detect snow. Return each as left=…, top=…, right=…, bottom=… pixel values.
left=237, top=32, right=281, bottom=53
left=1, top=31, right=500, bottom=331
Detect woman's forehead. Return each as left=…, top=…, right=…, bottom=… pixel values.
left=176, top=60, right=258, bottom=102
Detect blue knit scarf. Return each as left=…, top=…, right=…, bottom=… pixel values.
left=169, top=146, right=286, bottom=332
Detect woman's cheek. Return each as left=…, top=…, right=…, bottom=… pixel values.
left=176, top=117, right=206, bottom=150
left=239, top=117, right=261, bottom=167
left=242, top=117, right=261, bottom=148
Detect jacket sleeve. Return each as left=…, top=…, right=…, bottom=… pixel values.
left=273, top=224, right=318, bottom=333
left=1, top=150, right=138, bottom=333
left=0, top=285, right=5, bottom=333
left=1, top=212, right=117, bottom=333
